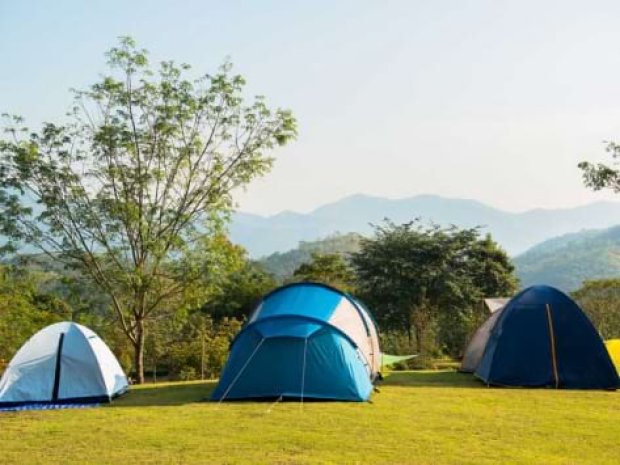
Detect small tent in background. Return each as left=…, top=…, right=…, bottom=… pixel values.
left=0, top=322, right=128, bottom=407
left=606, top=339, right=620, bottom=372
left=483, top=298, right=510, bottom=314
left=212, top=282, right=380, bottom=402
left=460, top=297, right=511, bottom=373
left=472, top=286, right=618, bottom=389
left=460, top=308, right=505, bottom=373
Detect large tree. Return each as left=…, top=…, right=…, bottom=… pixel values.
left=0, top=37, right=296, bottom=382
left=352, top=221, right=517, bottom=355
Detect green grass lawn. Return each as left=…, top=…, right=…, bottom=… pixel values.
left=0, top=371, right=618, bottom=465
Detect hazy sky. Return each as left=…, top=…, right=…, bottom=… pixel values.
left=2, top=1, right=620, bottom=215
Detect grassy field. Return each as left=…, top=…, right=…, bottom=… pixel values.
left=0, top=371, right=618, bottom=465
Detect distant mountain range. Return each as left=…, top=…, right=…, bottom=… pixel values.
left=514, top=225, right=620, bottom=291
left=231, top=194, right=620, bottom=258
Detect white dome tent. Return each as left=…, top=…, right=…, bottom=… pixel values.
left=0, top=322, right=128, bottom=407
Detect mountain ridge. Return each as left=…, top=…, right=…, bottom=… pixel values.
left=231, top=194, right=620, bottom=258
left=514, top=225, right=620, bottom=291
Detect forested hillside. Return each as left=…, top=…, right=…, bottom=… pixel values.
left=514, top=226, right=620, bottom=291
left=259, top=233, right=362, bottom=279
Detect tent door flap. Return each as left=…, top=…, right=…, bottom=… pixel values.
left=51, top=333, right=65, bottom=401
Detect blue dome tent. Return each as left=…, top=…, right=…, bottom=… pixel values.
left=474, top=285, right=619, bottom=389
left=212, top=283, right=381, bottom=402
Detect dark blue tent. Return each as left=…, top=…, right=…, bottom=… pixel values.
left=212, top=283, right=381, bottom=401
left=475, top=285, right=619, bottom=389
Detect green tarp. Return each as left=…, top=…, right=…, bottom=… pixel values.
left=381, top=353, right=417, bottom=367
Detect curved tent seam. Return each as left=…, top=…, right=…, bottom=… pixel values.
left=237, top=282, right=380, bottom=375
left=251, top=281, right=379, bottom=335
left=241, top=315, right=375, bottom=377
left=234, top=314, right=362, bottom=349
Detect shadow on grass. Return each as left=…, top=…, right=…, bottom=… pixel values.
left=380, top=370, right=482, bottom=389
left=110, top=380, right=217, bottom=407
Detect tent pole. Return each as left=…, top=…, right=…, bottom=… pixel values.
left=218, top=338, right=265, bottom=404
left=546, top=304, right=560, bottom=389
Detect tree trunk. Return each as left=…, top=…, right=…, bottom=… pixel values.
left=411, top=300, right=431, bottom=354
left=414, top=325, right=423, bottom=353
left=134, top=320, right=145, bottom=384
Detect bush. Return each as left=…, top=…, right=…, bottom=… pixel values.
left=157, top=315, right=243, bottom=381
left=178, top=367, right=198, bottom=381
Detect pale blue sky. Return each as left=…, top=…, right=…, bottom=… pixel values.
left=2, top=1, right=620, bottom=215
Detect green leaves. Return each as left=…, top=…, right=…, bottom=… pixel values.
left=579, top=141, right=620, bottom=193
left=106, top=36, right=149, bottom=74
left=0, top=264, right=69, bottom=363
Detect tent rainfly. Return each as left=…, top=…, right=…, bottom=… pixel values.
left=212, top=282, right=381, bottom=402
left=0, top=322, right=128, bottom=407
left=462, top=285, right=619, bottom=389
